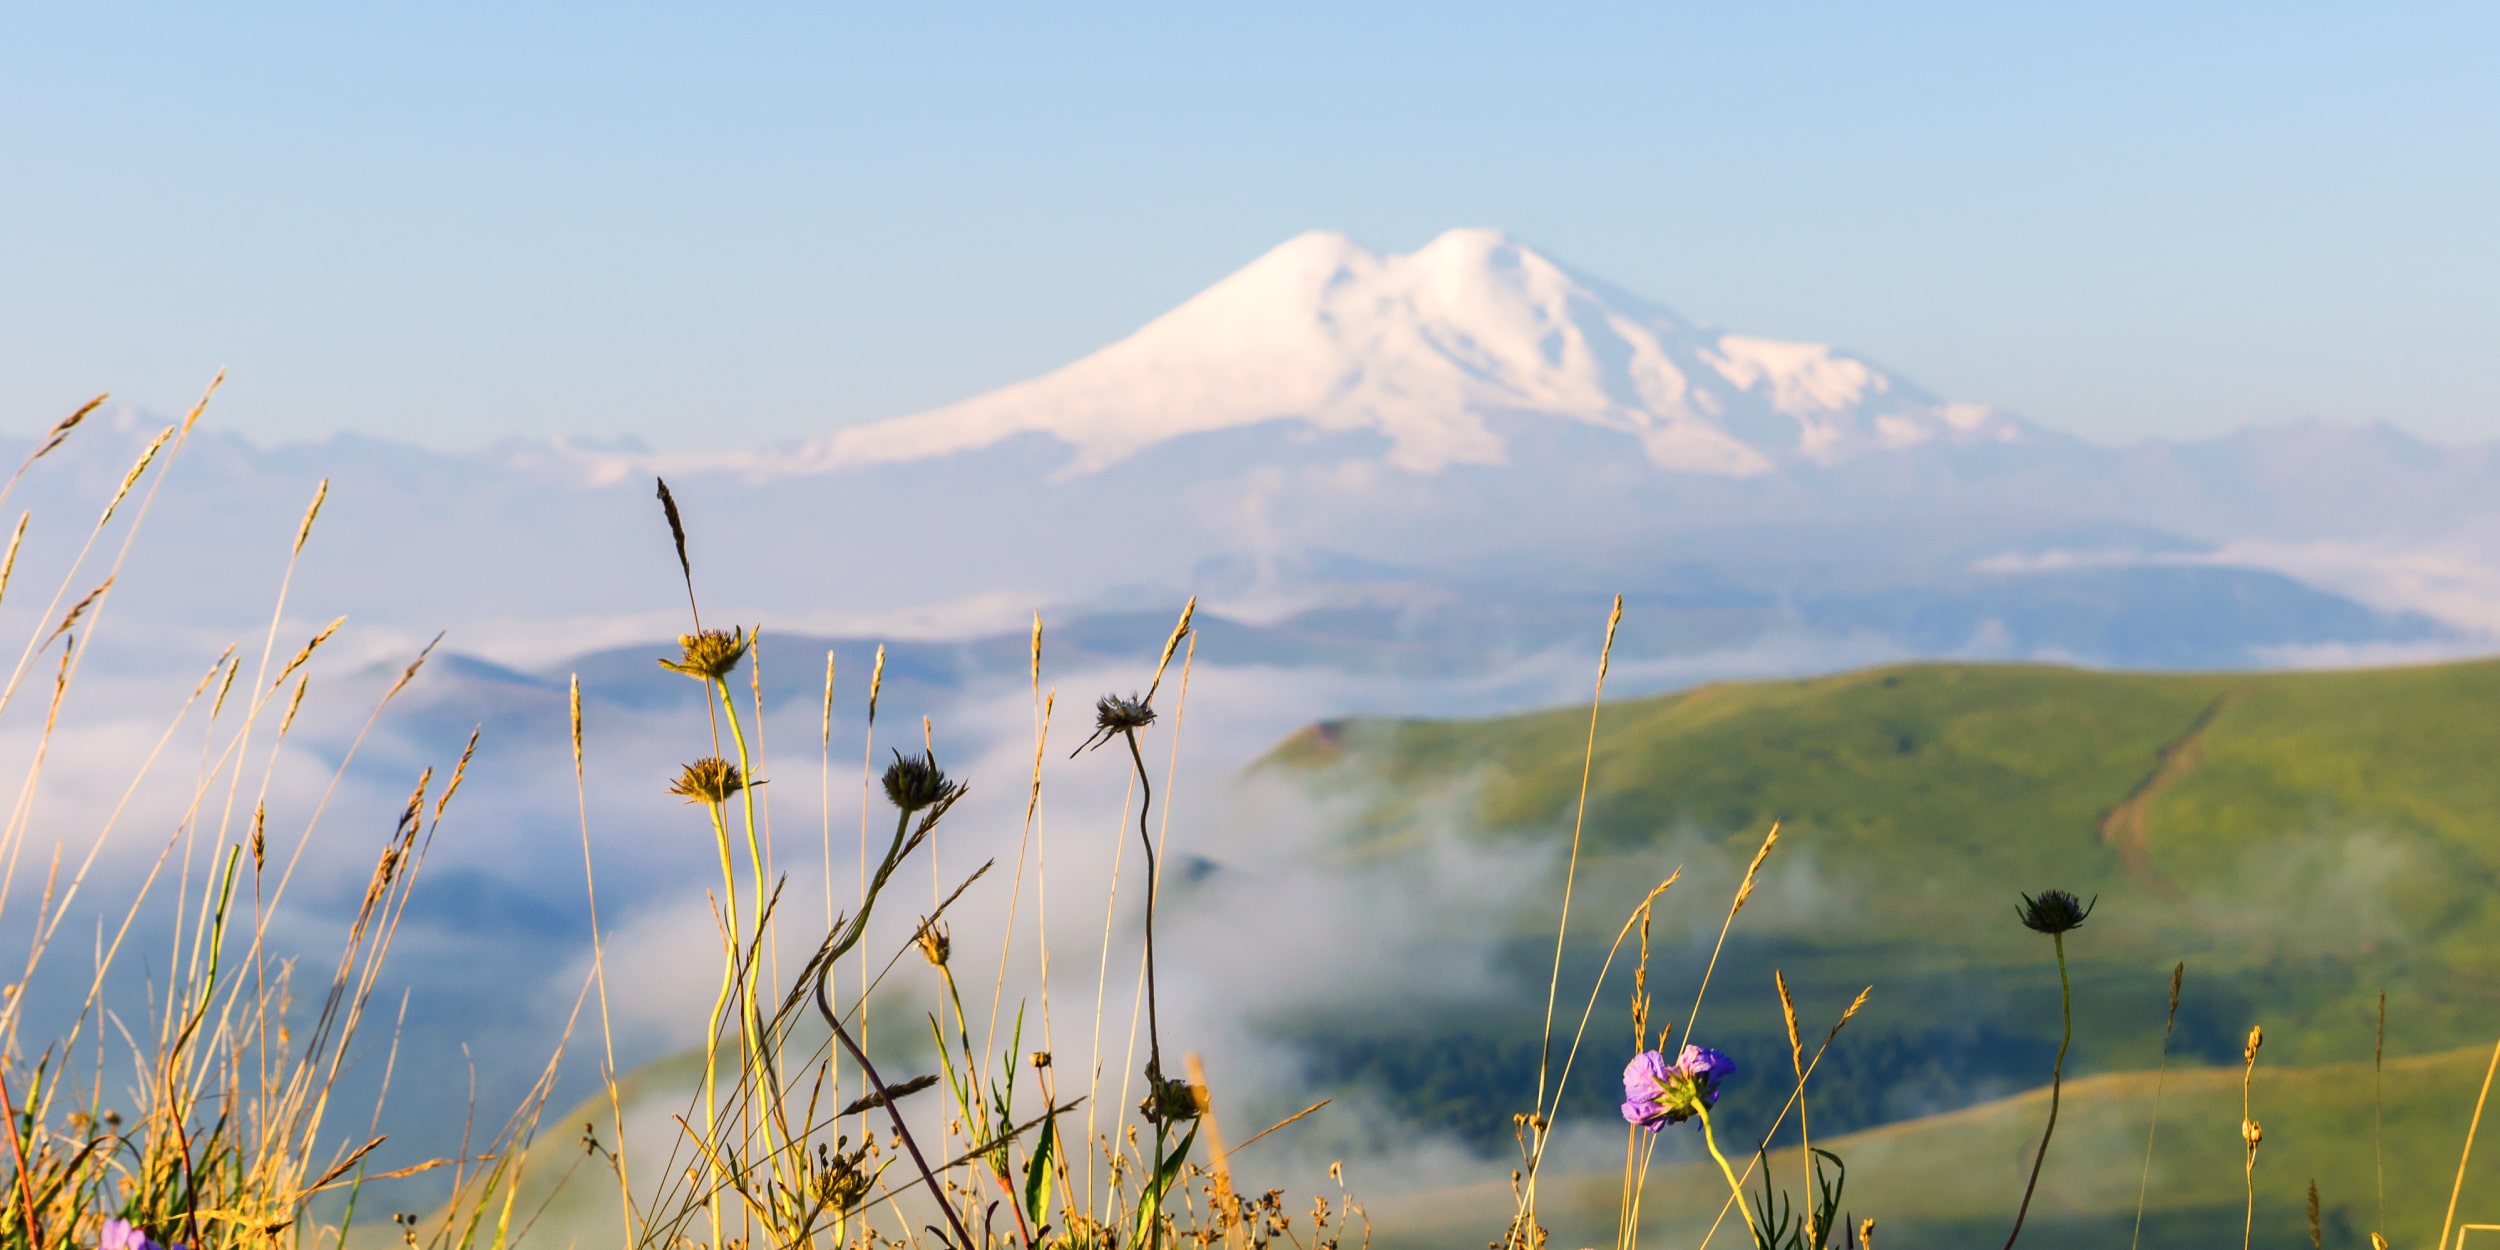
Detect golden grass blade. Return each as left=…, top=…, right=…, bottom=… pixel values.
left=1686, top=821, right=1780, bottom=1042
left=1232, top=1099, right=1331, bottom=1154
left=2438, top=1032, right=2500, bottom=1250
left=1519, top=593, right=1620, bottom=1243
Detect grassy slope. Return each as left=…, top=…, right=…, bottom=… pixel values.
left=1260, top=657, right=2500, bottom=1157
left=1365, top=1041, right=2500, bottom=1250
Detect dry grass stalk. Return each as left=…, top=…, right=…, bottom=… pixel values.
left=1514, top=594, right=1621, bottom=1249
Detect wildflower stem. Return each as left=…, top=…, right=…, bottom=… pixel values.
left=1120, top=727, right=1163, bottom=1086
left=817, top=964, right=981, bottom=1250
left=1695, top=1103, right=1763, bottom=1249
left=2003, top=931, right=2071, bottom=1250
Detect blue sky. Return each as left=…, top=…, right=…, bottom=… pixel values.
left=5, top=3, right=2495, bottom=450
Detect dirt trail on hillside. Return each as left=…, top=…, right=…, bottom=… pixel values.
left=2099, top=689, right=2245, bottom=901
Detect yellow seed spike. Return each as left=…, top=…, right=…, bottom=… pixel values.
left=1776, top=970, right=1803, bottom=1070
left=49, top=577, right=112, bottom=646
left=383, top=632, right=444, bottom=702
left=179, top=369, right=226, bottom=435
left=868, top=644, right=885, bottom=726
left=1031, top=610, right=1043, bottom=686
left=293, top=478, right=330, bottom=557
left=821, top=651, right=835, bottom=749
left=211, top=655, right=240, bottom=719
left=1145, top=595, right=1196, bottom=703
left=274, top=616, right=348, bottom=685
left=1732, top=821, right=1780, bottom=915
left=1598, top=593, right=1623, bottom=683
left=277, top=674, right=311, bottom=738
left=36, top=395, right=106, bottom=460
left=98, top=426, right=174, bottom=527
left=0, top=512, right=28, bottom=610
left=435, top=729, right=480, bottom=823
left=923, top=714, right=932, bottom=754
left=570, top=674, right=584, bottom=779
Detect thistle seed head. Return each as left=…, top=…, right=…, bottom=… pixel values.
left=882, top=749, right=964, bottom=815
left=2016, top=888, right=2095, bottom=935
left=668, top=757, right=745, bottom=806
left=660, top=627, right=749, bottom=681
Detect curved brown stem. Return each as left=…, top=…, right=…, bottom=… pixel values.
left=817, top=959, right=979, bottom=1250
left=1122, top=728, right=1164, bottom=1084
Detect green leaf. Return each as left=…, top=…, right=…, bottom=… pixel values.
left=1131, top=1123, right=1199, bottom=1248
left=1022, top=1114, right=1057, bottom=1232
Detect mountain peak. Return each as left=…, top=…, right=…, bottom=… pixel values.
left=806, top=231, right=2028, bottom=476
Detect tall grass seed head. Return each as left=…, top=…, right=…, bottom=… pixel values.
left=2245, top=1024, right=2265, bottom=1064
left=668, top=756, right=746, bottom=805
left=2016, top=888, right=2095, bottom=935
left=660, top=627, right=749, bottom=681
left=882, top=748, right=964, bottom=814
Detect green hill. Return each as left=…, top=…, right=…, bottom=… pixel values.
left=1364, top=1041, right=2500, bottom=1250
left=1258, top=659, right=2500, bottom=1159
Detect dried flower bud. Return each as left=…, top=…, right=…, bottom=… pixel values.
left=660, top=627, right=749, bottom=681
left=668, top=757, right=746, bottom=806
left=914, top=918, right=951, bottom=968
left=2016, top=888, right=2095, bottom=935
left=1075, top=692, right=1158, bottom=754
left=881, top=749, right=964, bottom=815
left=1029, top=1051, right=1052, bottom=1069
left=2245, top=1025, right=2265, bottom=1064
left=1140, top=1074, right=1201, bottom=1125
left=2243, top=1118, right=2263, bottom=1148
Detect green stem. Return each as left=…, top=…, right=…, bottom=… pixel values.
left=1696, top=1104, right=1764, bottom=1248
left=2004, top=932, right=2072, bottom=1250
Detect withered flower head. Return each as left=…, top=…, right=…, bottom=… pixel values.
left=1096, top=693, right=1155, bottom=735
left=668, top=757, right=745, bottom=806
left=1073, top=692, right=1158, bottom=755
left=2016, top=889, right=2095, bottom=935
left=1029, top=1050, right=1052, bottom=1070
left=882, top=749, right=964, bottom=815
left=659, top=627, right=749, bottom=681
left=1139, top=1074, right=1201, bottom=1125
left=914, top=917, right=951, bottom=968
left=2244, top=1024, right=2265, bottom=1064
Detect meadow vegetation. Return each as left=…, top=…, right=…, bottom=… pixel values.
left=0, top=384, right=2493, bottom=1250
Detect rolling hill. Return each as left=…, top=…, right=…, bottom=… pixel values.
left=1254, top=657, right=2500, bottom=1177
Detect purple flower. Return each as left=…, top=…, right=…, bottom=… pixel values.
left=100, top=1221, right=169, bottom=1250
left=1621, top=1044, right=1736, bottom=1133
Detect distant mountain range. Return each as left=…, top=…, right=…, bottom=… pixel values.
left=15, top=229, right=2500, bottom=677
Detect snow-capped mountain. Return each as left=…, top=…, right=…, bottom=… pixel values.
left=12, top=228, right=2498, bottom=672
left=801, top=229, right=2028, bottom=477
